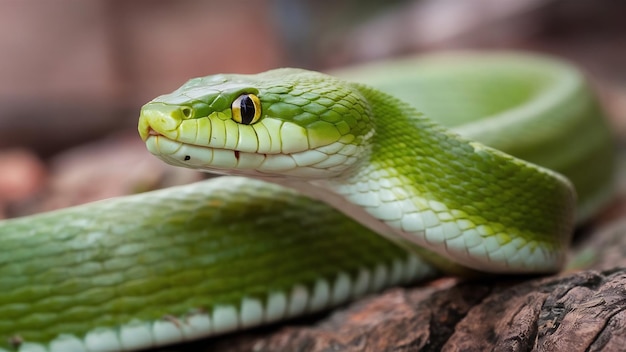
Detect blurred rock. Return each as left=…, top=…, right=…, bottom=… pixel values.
left=0, top=1, right=118, bottom=102
left=0, top=149, right=46, bottom=218
left=0, top=1, right=122, bottom=155
left=603, top=84, right=626, bottom=138
left=321, top=0, right=548, bottom=66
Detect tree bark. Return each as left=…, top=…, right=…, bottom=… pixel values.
left=164, top=219, right=626, bottom=352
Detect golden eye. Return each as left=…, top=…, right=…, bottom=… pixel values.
left=231, top=93, right=261, bottom=125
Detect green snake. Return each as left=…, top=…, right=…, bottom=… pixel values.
left=0, top=52, right=614, bottom=351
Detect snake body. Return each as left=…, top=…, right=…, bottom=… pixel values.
left=0, top=52, right=614, bottom=351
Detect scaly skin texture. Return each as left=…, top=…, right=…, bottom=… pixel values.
left=0, top=178, right=428, bottom=351
left=326, top=84, right=575, bottom=271
left=0, top=52, right=615, bottom=351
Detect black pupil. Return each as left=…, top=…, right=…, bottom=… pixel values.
left=240, top=95, right=256, bottom=124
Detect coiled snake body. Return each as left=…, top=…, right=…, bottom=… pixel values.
left=0, top=53, right=614, bottom=351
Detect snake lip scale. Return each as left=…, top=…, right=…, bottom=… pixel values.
left=145, top=126, right=243, bottom=165
left=0, top=52, right=615, bottom=352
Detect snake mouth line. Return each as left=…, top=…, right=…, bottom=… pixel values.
left=145, top=134, right=295, bottom=173
left=146, top=127, right=239, bottom=161
left=147, top=127, right=162, bottom=137
left=146, top=129, right=274, bottom=162
left=145, top=127, right=280, bottom=159
left=145, top=132, right=358, bottom=178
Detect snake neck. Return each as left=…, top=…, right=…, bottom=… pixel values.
left=274, top=84, right=575, bottom=274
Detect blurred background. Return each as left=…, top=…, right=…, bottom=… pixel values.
left=0, top=0, right=625, bottom=218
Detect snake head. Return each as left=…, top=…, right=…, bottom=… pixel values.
left=138, top=68, right=374, bottom=179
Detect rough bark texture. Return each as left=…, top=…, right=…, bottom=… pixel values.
left=170, top=270, right=626, bottom=352
left=158, top=219, right=626, bottom=352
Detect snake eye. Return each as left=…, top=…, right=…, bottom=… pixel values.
left=231, top=93, right=261, bottom=125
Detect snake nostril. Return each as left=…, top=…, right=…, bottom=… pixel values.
left=181, top=107, right=193, bottom=119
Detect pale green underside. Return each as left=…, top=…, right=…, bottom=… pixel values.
left=0, top=52, right=615, bottom=351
